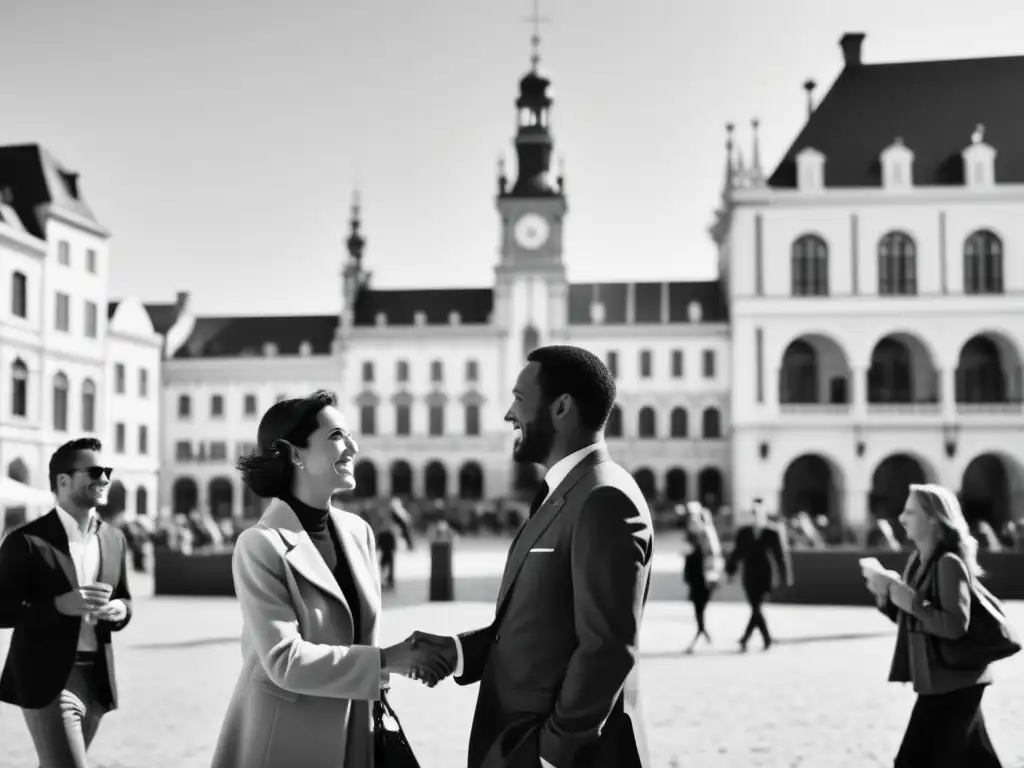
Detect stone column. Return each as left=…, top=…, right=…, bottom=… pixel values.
left=941, top=367, right=957, bottom=420
left=850, top=366, right=867, bottom=419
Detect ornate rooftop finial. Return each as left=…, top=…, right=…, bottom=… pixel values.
left=751, top=117, right=763, bottom=178
left=523, top=0, right=551, bottom=71
left=972, top=123, right=985, bottom=144
left=803, top=79, right=817, bottom=118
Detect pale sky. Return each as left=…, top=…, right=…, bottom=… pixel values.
left=3, top=0, right=1024, bottom=316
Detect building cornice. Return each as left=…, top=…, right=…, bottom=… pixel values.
left=344, top=325, right=507, bottom=343
left=567, top=322, right=730, bottom=340
left=107, top=330, right=164, bottom=349
left=162, top=354, right=338, bottom=384
left=733, top=185, right=1024, bottom=208
left=0, top=223, right=47, bottom=255
left=731, top=293, right=1024, bottom=315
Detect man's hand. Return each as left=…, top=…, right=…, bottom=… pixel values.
left=407, top=631, right=458, bottom=687
left=92, top=599, right=128, bottom=623
left=54, top=589, right=103, bottom=617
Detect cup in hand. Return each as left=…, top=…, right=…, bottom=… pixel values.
left=81, top=582, right=113, bottom=625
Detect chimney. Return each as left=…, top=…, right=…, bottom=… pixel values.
left=175, top=291, right=191, bottom=312
left=840, top=32, right=866, bottom=68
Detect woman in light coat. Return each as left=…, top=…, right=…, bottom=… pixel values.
left=210, top=390, right=448, bottom=768
left=868, top=483, right=1004, bottom=767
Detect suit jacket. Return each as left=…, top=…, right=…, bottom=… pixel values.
left=878, top=549, right=992, bottom=695
left=725, top=524, right=791, bottom=596
left=210, top=499, right=387, bottom=768
left=455, top=447, right=654, bottom=768
left=0, top=509, right=133, bottom=710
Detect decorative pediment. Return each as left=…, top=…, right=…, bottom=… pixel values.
left=795, top=146, right=826, bottom=191
left=460, top=390, right=486, bottom=407
left=962, top=124, right=996, bottom=189
left=880, top=137, right=914, bottom=190
left=355, top=390, right=380, bottom=408
left=391, top=390, right=413, bottom=407
left=425, top=390, right=448, bottom=408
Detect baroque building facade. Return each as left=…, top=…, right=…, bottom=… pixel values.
left=715, top=32, right=1024, bottom=537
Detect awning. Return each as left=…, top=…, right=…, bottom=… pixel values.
left=0, top=477, right=53, bottom=505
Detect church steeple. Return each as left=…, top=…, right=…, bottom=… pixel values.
left=346, top=190, right=366, bottom=265
left=505, top=1, right=561, bottom=198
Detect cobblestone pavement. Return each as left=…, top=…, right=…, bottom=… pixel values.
left=2, top=595, right=1023, bottom=768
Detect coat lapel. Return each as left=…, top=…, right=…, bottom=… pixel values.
left=41, top=509, right=79, bottom=590
left=494, top=447, right=610, bottom=612
left=330, top=509, right=378, bottom=643
left=264, top=500, right=348, bottom=609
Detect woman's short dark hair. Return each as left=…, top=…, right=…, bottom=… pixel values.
left=526, top=345, right=617, bottom=432
left=237, top=389, right=336, bottom=499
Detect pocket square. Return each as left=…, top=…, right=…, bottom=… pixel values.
left=529, top=547, right=554, bottom=553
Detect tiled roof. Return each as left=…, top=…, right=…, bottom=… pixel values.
left=173, top=315, right=338, bottom=359
left=142, top=302, right=182, bottom=335
left=354, top=288, right=493, bottom=326
left=0, top=145, right=104, bottom=238
left=567, top=281, right=727, bottom=325
left=769, top=55, right=1024, bottom=188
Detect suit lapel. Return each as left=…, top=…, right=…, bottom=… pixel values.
left=330, top=510, right=377, bottom=642
left=41, top=509, right=79, bottom=589
left=494, top=448, right=610, bottom=612
left=266, top=500, right=348, bottom=609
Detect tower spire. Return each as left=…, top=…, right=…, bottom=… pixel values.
left=723, top=122, right=736, bottom=195
left=346, top=189, right=365, bottom=264
left=524, top=0, right=551, bottom=71
left=750, top=117, right=763, bottom=179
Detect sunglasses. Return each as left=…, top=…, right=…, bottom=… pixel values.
left=64, top=466, right=114, bottom=481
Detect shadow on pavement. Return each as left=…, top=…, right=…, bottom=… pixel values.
left=132, top=637, right=240, bottom=651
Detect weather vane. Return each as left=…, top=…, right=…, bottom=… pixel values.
left=523, top=0, right=551, bottom=70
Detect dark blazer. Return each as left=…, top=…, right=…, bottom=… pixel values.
left=0, top=510, right=133, bottom=710
left=726, top=524, right=791, bottom=596
left=878, top=549, right=992, bottom=696
left=455, top=447, right=654, bottom=768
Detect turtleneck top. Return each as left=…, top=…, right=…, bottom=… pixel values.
left=280, top=492, right=362, bottom=642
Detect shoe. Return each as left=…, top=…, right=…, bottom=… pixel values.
left=738, top=638, right=748, bottom=653
left=763, top=637, right=773, bottom=651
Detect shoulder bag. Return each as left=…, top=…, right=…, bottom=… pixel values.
left=931, top=565, right=1022, bottom=670
left=373, top=688, right=422, bottom=768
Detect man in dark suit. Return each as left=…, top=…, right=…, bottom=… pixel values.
left=0, top=437, right=133, bottom=767
left=725, top=498, right=792, bottom=652
left=409, top=345, right=654, bottom=768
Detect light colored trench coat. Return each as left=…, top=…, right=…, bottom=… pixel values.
left=210, top=499, right=388, bottom=768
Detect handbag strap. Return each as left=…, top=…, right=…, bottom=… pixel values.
left=377, top=688, right=412, bottom=740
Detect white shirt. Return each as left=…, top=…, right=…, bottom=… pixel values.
left=55, top=506, right=101, bottom=652
left=449, top=441, right=605, bottom=768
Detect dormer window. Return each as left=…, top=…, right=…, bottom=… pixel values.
left=375, top=312, right=387, bottom=326
left=687, top=301, right=703, bottom=323
left=962, top=124, right=996, bottom=189
left=298, top=340, right=312, bottom=357
left=795, top=147, right=826, bottom=191
left=414, top=311, right=427, bottom=327
left=449, top=311, right=461, bottom=326
left=589, top=301, right=606, bottom=324
left=880, top=138, right=914, bottom=190
left=262, top=342, right=278, bottom=357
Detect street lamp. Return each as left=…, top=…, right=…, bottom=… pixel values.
left=942, top=422, right=961, bottom=458
left=853, top=423, right=866, bottom=458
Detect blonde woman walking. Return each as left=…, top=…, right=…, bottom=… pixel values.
left=867, top=483, right=1007, bottom=767
left=682, top=502, right=723, bottom=653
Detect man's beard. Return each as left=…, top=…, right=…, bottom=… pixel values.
left=514, top=411, right=555, bottom=464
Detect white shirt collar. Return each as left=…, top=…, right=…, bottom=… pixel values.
left=542, top=441, right=605, bottom=497
left=55, top=505, right=98, bottom=540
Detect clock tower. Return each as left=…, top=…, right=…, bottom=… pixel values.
left=493, top=28, right=569, bottom=361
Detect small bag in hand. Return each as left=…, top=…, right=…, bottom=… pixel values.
left=932, top=576, right=1022, bottom=670
left=373, top=688, right=421, bottom=768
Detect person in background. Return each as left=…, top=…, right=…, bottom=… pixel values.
left=682, top=502, right=723, bottom=653
left=726, top=499, right=792, bottom=652
left=376, top=513, right=398, bottom=591
left=867, top=517, right=902, bottom=552
left=209, top=390, right=447, bottom=768
left=867, top=484, right=1004, bottom=767
left=0, top=437, right=133, bottom=768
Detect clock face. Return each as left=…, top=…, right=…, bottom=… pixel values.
left=513, top=213, right=551, bottom=250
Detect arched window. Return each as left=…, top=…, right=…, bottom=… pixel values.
left=702, top=407, right=721, bottom=439
left=878, top=232, right=917, bottom=295
left=791, top=235, right=829, bottom=296
left=81, top=378, right=96, bottom=432
left=638, top=407, right=656, bottom=438
left=53, top=372, right=69, bottom=431
left=670, top=407, right=688, bottom=438
left=964, top=230, right=1003, bottom=294
left=11, top=358, right=28, bottom=417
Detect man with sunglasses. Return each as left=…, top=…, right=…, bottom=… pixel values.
left=0, top=437, right=134, bottom=767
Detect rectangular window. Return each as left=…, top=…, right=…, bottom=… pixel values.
left=211, top=394, right=224, bottom=417
left=606, top=351, right=618, bottom=378
left=57, top=240, right=70, bottom=266
left=396, top=360, right=409, bottom=383
left=244, top=394, right=257, bottom=415
left=465, top=404, right=480, bottom=436
left=360, top=405, right=376, bottom=436
left=362, top=361, right=374, bottom=383
left=395, top=405, right=411, bottom=436
left=466, top=360, right=479, bottom=382
left=702, top=350, right=716, bottom=379
left=86, top=249, right=97, bottom=274
left=431, top=361, right=444, bottom=383
left=114, top=363, right=125, bottom=394
left=210, top=441, right=227, bottom=461
left=115, top=423, right=126, bottom=454
left=428, top=405, right=444, bottom=436
left=55, top=292, right=70, bottom=332
left=139, top=369, right=149, bottom=398
left=139, top=425, right=149, bottom=455
left=175, top=441, right=192, bottom=461
left=671, top=349, right=683, bottom=378
left=639, top=350, right=652, bottom=378
left=11, top=272, right=27, bottom=318
left=178, top=395, right=191, bottom=418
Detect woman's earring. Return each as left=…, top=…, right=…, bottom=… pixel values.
left=295, top=462, right=304, bottom=470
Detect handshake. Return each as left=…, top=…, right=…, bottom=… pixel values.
left=380, top=631, right=458, bottom=688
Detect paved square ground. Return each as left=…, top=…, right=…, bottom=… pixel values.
left=2, top=542, right=1023, bottom=767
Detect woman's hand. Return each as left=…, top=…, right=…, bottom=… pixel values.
left=379, top=637, right=455, bottom=687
